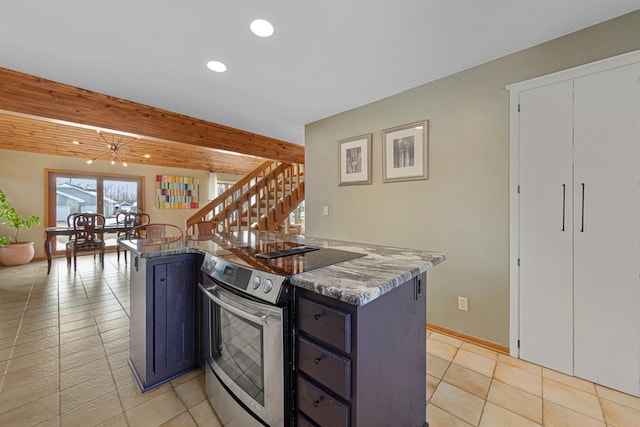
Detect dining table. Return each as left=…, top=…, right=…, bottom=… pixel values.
left=44, top=224, right=128, bottom=274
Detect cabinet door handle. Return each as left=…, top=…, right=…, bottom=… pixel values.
left=580, top=183, right=585, bottom=232
left=314, top=312, right=322, bottom=320
left=561, top=184, right=566, bottom=231
left=313, top=396, right=324, bottom=408
left=314, top=354, right=324, bottom=365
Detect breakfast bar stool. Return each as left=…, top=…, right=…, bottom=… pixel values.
left=116, top=212, right=150, bottom=263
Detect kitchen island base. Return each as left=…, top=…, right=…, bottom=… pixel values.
left=295, top=272, right=428, bottom=427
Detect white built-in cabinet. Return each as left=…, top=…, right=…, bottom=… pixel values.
left=508, top=51, right=640, bottom=397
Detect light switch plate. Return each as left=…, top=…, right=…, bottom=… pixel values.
left=323, top=206, right=329, bottom=216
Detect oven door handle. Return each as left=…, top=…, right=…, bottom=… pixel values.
left=199, top=283, right=270, bottom=325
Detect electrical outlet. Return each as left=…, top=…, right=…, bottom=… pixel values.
left=458, top=296, right=469, bottom=311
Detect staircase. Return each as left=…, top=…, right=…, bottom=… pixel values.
left=186, top=161, right=304, bottom=234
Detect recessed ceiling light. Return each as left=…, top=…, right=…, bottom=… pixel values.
left=250, top=19, right=274, bottom=37
left=207, top=61, right=227, bottom=73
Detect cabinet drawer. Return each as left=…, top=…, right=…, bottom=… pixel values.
left=298, top=297, right=351, bottom=353
left=297, top=412, right=318, bottom=427
left=297, top=376, right=350, bottom=427
left=298, top=336, right=351, bottom=399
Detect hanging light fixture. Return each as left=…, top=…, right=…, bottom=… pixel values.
left=78, top=130, right=148, bottom=167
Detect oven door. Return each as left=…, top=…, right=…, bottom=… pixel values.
left=199, top=281, right=284, bottom=427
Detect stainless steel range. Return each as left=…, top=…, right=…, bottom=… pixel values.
left=198, top=232, right=365, bottom=427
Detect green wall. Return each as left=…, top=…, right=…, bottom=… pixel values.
left=304, top=11, right=640, bottom=346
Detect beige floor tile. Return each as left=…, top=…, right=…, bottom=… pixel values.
left=174, top=374, right=207, bottom=409
left=430, top=331, right=463, bottom=347
left=427, top=337, right=459, bottom=362
left=58, top=304, right=92, bottom=318
left=59, top=317, right=96, bottom=334
left=96, top=413, right=128, bottom=427
left=58, top=310, right=93, bottom=325
left=596, top=385, right=640, bottom=411
left=426, top=403, right=473, bottom=426
left=125, top=389, right=187, bottom=427
left=59, top=325, right=99, bottom=344
left=117, top=381, right=173, bottom=410
left=59, top=333, right=102, bottom=358
left=543, top=377, right=604, bottom=421
left=60, top=357, right=111, bottom=390
left=427, top=374, right=440, bottom=401
left=460, top=342, right=500, bottom=361
left=543, top=399, right=606, bottom=427
left=487, top=379, right=542, bottom=423
left=35, top=415, right=60, bottom=427
left=188, top=400, right=223, bottom=427
left=93, top=310, right=128, bottom=325
left=111, top=365, right=137, bottom=389
left=0, top=374, right=59, bottom=414
left=0, top=335, right=17, bottom=350
left=170, top=368, right=206, bottom=387
left=2, top=359, right=59, bottom=388
left=430, top=381, right=485, bottom=425
left=494, top=362, right=542, bottom=396
left=0, top=346, right=12, bottom=362
left=60, top=372, right=116, bottom=413
left=161, top=411, right=198, bottom=427
left=497, top=353, right=542, bottom=376
left=60, top=390, right=123, bottom=427
left=453, top=348, right=497, bottom=377
left=0, top=393, right=59, bottom=427
left=19, top=317, right=59, bottom=334
left=97, top=317, right=130, bottom=334
left=427, top=354, right=450, bottom=379
left=106, top=349, right=131, bottom=371
left=100, top=325, right=130, bottom=344
left=14, top=326, right=58, bottom=346
left=60, top=344, right=106, bottom=372
left=11, top=335, right=59, bottom=358
left=543, top=368, right=596, bottom=394
left=103, top=336, right=129, bottom=356
left=480, top=401, right=541, bottom=427
left=442, top=364, right=491, bottom=398
left=600, top=397, right=640, bottom=427
left=7, top=346, right=58, bottom=372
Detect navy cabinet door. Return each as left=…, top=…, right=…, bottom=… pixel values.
left=150, top=255, right=196, bottom=383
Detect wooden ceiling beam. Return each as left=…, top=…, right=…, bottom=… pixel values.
left=0, top=67, right=305, bottom=164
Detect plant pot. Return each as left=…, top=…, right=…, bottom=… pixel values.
left=0, top=241, right=35, bottom=266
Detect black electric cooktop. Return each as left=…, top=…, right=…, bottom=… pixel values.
left=202, top=232, right=366, bottom=277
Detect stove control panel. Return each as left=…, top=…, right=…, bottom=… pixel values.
left=200, top=253, right=288, bottom=305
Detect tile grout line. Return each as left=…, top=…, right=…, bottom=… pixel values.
left=0, top=263, right=39, bottom=396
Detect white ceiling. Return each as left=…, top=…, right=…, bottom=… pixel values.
left=1, top=1, right=638, bottom=145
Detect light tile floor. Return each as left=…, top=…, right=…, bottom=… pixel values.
left=1, top=254, right=639, bottom=426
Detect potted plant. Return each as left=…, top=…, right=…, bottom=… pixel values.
left=0, top=187, right=40, bottom=266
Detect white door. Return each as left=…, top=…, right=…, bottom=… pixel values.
left=573, top=63, right=640, bottom=396
left=518, top=80, right=575, bottom=375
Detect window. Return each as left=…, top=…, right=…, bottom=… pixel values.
left=46, top=170, right=145, bottom=253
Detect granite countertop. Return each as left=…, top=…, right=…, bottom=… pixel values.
left=119, top=233, right=447, bottom=306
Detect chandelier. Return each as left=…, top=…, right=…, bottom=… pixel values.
left=74, top=130, right=149, bottom=167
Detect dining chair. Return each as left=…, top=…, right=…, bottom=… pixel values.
left=116, top=212, right=150, bottom=264
left=188, top=220, right=220, bottom=238
left=127, top=223, right=183, bottom=245
left=65, top=213, right=106, bottom=272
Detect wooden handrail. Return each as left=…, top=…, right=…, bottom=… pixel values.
left=186, top=161, right=304, bottom=235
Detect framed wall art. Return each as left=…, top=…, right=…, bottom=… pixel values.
left=338, top=134, right=372, bottom=186
left=382, top=120, right=428, bottom=183
left=156, top=175, right=200, bottom=209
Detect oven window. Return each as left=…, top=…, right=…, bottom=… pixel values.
left=212, top=302, right=265, bottom=405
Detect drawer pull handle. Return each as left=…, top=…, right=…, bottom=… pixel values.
left=314, top=354, right=324, bottom=365
left=314, top=312, right=322, bottom=320
left=313, top=396, right=324, bottom=408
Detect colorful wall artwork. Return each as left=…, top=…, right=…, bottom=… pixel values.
left=156, top=175, right=199, bottom=209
